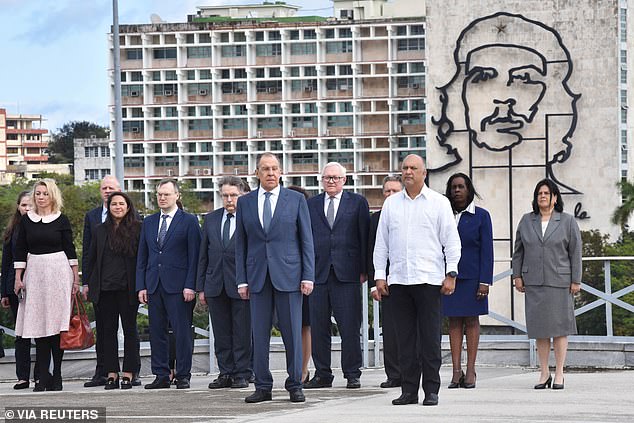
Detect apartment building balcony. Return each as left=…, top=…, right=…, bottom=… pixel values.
left=325, top=127, right=353, bottom=136
left=122, top=96, right=144, bottom=106
left=219, top=165, right=248, bottom=174
left=24, top=155, right=48, bottom=162
left=256, top=91, right=283, bottom=102
left=395, top=86, right=425, bottom=97
left=154, top=166, right=179, bottom=177
left=221, top=129, right=248, bottom=138
left=400, top=123, right=425, bottom=135
left=361, top=115, right=390, bottom=133
left=288, top=89, right=317, bottom=100
left=359, top=40, right=388, bottom=61
left=124, top=167, right=145, bottom=177
left=150, top=59, right=177, bottom=69
left=153, top=130, right=178, bottom=140
left=152, top=94, right=178, bottom=105
left=124, top=131, right=145, bottom=140
left=6, top=128, right=47, bottom=135
left=289, top=163, right=319, bottom=173
left=188, top=130, right=213, bottom=139
left=186, top=93, right=212, bottom=103
left=291, top=127, right=318, bottom=137
left=221, top=92, right=248, bottom=103
left=22, top=142, right=48, bottom=148
left=256, top=128, right=283, bottom=138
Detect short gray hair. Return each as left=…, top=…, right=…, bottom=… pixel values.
left=218, top=176, right=245, bottom=193
left=157, top=178, right=179, bottom=193
left=322, top=162, right=346, bottom=177
left=382, top=175, right=402, bottom=189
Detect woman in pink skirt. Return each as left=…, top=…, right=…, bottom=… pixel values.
left=13, top=179, right=79, bottom=392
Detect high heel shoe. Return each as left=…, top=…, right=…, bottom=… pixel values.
left=552, top=378, right=564, bottom=390
left=448, top=370, right=464, bottom=389
left=302, top=371, right=310, bottom=385
left=462, top=372, right=476, bottom=389
left=534, top=375, right=552, bottom=389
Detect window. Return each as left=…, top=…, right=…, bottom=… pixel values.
left=291, top=43, right=316, bottom=56
left=130, top=71, right=143, bottom=81
left=189, top=156, right=211, bottom=167
left=155, top=156, right=179, bottom=167
left=304, top=66, right=317, bottom=76
left=326, top=66, right=336, bottom=76
left=219, top=33, right=229, bottom=42
left=186, top=34, right=195, bottom=44
left=200, top=33, right=211, bottom=43
left=223, top=155, right=248, bottom=166
left=165, top=70, right=177, bottom=81
left=121, top=85, right=142, bottom=97
left=291, top=116, right=317, bottom=128
left=200, top=69, right=212, bottom=80
left=84, top=147, right=99, bottom=157
left=221, top=45, right=245, bottom=57
left=270, top=104, right=282, bottom=114
left=327, top=152, right=353, bottom=164
left=327, top=116, right=353, bottom=127
left=292, top=153, right=318, bottom=164
left=339, top=28, right=352, bottom=38
left=124, top=157, right=144, bottom=168
left=326, top=41, right=353, bottom=54
left=132, top=144, right=144, bottom=154
left=187, top=46, right=211, bottom=58
left=290, top=30, right=300, bottom=40
left=201, top=142, right=213, bottom=152
left=234, top=32, right=246, bottom=42
left=396, top=26, right=407, bottom=36
left=325, top=29, right=335, bottom=39
left=256, top=68, right=265, bottom=78
left=188, top=119, right=213, bottom=130
left=130, top=108, right=143, bottom=118
left=199, top=106, right=212, bottom=116
left=125, top=49, right=142, bottom=60
left=257, top=117, right=282, bottom=129
left=153, top=84, right=178, bottom=96
left=339, top=65, right=353, bottom=75
left=100, top=147, right=110, bottom=157
left=187, top=83, right=211, bottom=96
left=187, top=70, right=196, bottom=80
left=304, top=29, right=316, bottom=39
left=270, top=68, right=282, bottom=77
left=289, top=67, right=300, bottom=77
left=341, top=138, right=353, bottom=149
left=255, top=31, right=265, bottom=41
left=165, top=107, right=178, bottom=117
left=166, top=143, right=178, bottom=153
left=85, top=169, right=101, bottom=180
left=397, top=38, right=425, bottom=51
left=410, top=25, right=425, bottom=35
left=410, top=62, right=425, bottom=73
left=221, top=82, right=246, bottom=94
left=222, top=119, right=247, bottom=130
left=235, top=69, right=247, bottom=79
left=153, top=47, right=177, bottom=59
left=154, top=120, right=178, bottom=131
left=256, top=44, right=281, bottom=56
left=269, top=31, right=281, bottom=40
left=270, top=140, right=282, bottom=150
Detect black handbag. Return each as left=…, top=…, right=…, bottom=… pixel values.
left=0, top=328, right=5, bottom=358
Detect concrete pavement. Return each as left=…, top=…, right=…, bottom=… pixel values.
left=1, top=366, right=633, bottom=422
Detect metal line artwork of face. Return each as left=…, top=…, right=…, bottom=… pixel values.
left=432, top=12, right=581, bottom=193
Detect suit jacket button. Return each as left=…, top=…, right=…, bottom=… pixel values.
left=159, top=251, right=162, bottom=254
left=158, top=264, right=162, bottom=267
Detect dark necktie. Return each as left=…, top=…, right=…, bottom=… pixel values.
left=223, top=213, right=233, bottom=247
left=158, top=214, right=169, bottom=248
left=327, top=196, right=335, bottom=228
left=263, top=192, right=272, bottom=233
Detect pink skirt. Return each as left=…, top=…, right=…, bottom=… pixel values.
left=15, top=251, right=74, bottom=338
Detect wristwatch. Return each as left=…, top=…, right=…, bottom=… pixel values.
left=446, top=271, right=458, bottom=278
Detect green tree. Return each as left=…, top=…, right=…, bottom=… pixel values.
left=48, top=121, right=109, bottom=164
left=611, top=180, right=634, bottom=229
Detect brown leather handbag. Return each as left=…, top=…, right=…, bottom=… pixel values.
left=60, top=293, right=95, bottom=350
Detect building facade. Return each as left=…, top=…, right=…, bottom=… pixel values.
left=109, top=2, right=426, bottom=209
left=73, top=137, right=112, bottom=185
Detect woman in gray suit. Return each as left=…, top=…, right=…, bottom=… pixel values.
left=512, top=179, right=582, bottom=390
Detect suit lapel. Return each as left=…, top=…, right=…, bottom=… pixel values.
left=149, top=213, right=161, bottom=247
left=543, top=211, right=562, bottom=242
left=531, top=213, right=544, bottom=242
left=268, top=187, right=287, bottom=233
left=313, top=193, right=330, bottom=229
left=161, top=209, right=183, bottom=247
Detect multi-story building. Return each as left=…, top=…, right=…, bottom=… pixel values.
left=73, top=137, right=112, bottom=185
left=0, top=108, right=62, bottom=184
left=109, top=1, right=426, bottom=209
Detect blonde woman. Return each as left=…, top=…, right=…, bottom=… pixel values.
left=13, top=179, right=79, bottom=392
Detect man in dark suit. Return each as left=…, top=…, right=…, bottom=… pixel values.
left=137, top=179, right=201, bottom=390
left=368, top=175, right=403, bottom=389
left=197, top=176, right=251, bottom=389
left=305, top=162, right=370, bottom=389
left=235, top=152, right=314, bottom=403
left=82, top=175, right=124, bottom=388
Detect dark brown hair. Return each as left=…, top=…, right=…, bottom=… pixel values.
left=104, top=192, right=141, bottom=256
left=532, top=179, right=564, bottom=214
left=3, top=191, right=31, bottom=242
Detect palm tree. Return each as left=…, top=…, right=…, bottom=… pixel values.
left=611, top=180, right=634, bottom=229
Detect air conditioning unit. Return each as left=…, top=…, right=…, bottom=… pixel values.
left=267, top=87, right=278, bottom=94
left=235, top=88, right=243, bottom=94
left=167, top=169, right=174, bottom=176
left=339, top=85, right=349, bottom=91
left=289, top=130, right=296, bottom=137
left=256, top=131, right=263, bottom=138
left=131, top=127, right=140, bottom=133
left=412, top=83, right=420, bottom=89
left=130, top=90, right=140, bottom=97
left=203, top=168, right=212, bottom=175
left=195, top=168, right=201, bottom=175
left=198, top=89, right=208, bottom=96
left=164, top=89, right=173, bottom=96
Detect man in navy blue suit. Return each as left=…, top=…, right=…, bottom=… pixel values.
left=235, top=152, right=315, bottom=403
left=137, top=179, right=201, bottom=390
left=82, top=175, right=121, bottom=388
left=197, top=176, right=252, bottom=390
left=304, top=162, right=370, bottom=390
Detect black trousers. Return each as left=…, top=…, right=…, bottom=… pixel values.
left=92, top=300, right=107, bottom=378
left=381, top=293, right=401, bottom=382
left=34, top=334, right=63, bottom=385
left=9, top=295, right=36, bottom=381
left=96, top=290, right=140, bottom=374
left=390, top=284, right=442, bottom=396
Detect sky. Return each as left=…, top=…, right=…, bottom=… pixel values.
left=0, top=0, right=332, bottom=134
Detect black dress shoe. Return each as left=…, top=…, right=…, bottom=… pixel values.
left=534, top=375, right=552, bottom=390
left=422, top=393, right=439, bottom=406
left=104, top=377, right=120, bottom=390
left=346, top=378, right=361, bottom=389
left=231, top=377, right=249, bottom=389
left=392, top=393, right=418, bottom=405
left=33, top=382, right=47, bottom=392
left=380, top=379, right=401, bottom=388
left=84, top=375, right=107, bottom=388
left=13, top=381, right=29, bottom=390
left=145, top=376, right=171, bottom=390
left=175, top=379, right=190, bottom=389
left=245, top=389, right=273, bottom=403
left=131, top=375, right=142, bottom=386
left=120, top=377, right=132, bottom=390
left=289, top=388, right=306, bottom=403
left=304, top=375, right=333, bottom=389
left=208, top=375, right=233, bottom=389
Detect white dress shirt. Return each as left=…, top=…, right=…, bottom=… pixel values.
left=373, top=184, right=461, bottom=286
left=157, top=207, right=178, bottom=240
left=455, top=201, right=476, bottom=225
left=101, top=205, right=108, bottom=223
left=257, top=185, right=280, bottom=228
left=221, top=209, right=236, bottom=239
left=323, top=191, right=343, bottom=220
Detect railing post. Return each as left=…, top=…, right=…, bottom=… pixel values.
left=208, top=313, right=217, bottom=374
left=361, top=281, right=369, bottom=368
left=604, top=260, right=613, bottom=337
left=373, top=298, right=380, bottom=368
left=529, top=338, right=536, bottom=368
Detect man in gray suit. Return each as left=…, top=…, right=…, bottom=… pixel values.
left=198, top=176, right=252, bottom=390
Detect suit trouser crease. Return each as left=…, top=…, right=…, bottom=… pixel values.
left=310, top=269, right=362, bottom=380
left=391, top=284, right=441, bottom=396
left=250, top=274, right=302, bottom=392
left=96, top=290, right=141, bottom=374
left=148, top=282, right=193, bottom=380
left=208, top=288, right=252, bottom=379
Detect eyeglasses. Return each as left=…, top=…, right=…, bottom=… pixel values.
left=221, top=193, right=240, bottom=199
left=156, top=193, right=175, bottom=198
left=322, top=176, right=344, bottom=183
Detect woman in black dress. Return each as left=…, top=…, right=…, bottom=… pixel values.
left=0, top=190, right=37, bottom=389
left=85, top=192, right=141, bottom=390
left=14, top=179, right=79, bottom=392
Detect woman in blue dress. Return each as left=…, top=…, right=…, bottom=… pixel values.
left=443, top=173, right=493, bottom=389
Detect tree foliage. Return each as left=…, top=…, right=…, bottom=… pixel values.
left=611, top=180, right=634, bottom=229
left=48, top=121, right=109, bottom=164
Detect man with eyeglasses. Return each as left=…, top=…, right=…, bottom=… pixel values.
left=197, top=176, right=252, bottom=390
left=235, top=152, right=314, bottom=403
left=136, top=179, right=201, bottom=390
left=304, top=162, right=370, bottom=390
